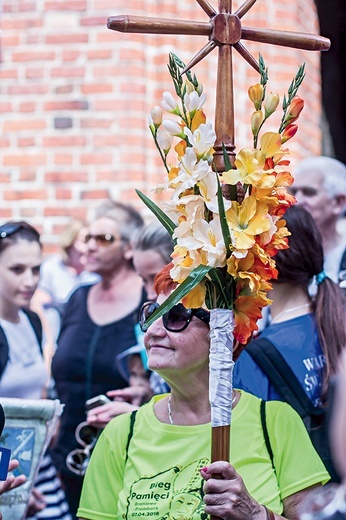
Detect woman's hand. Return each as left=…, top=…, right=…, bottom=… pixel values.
left=201, top=461, right=266, bottom=520
left=26, top=487, right=46, bottom=517
left=86, top=401, right=138, bottom=428
left=108, top=385, right=153, bottom=407
left=0, top=459, right=26, bottom=495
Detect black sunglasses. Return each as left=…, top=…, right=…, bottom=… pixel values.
left=139, top=301, right=210, bottom=333
left=0, top=221, right=40, bottom=239
left=85, top=233, right=115, bottom=246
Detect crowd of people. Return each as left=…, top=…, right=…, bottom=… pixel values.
left=0, top=155, right=345, bottom=520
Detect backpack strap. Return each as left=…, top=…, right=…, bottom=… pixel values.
left=22, top=308, right=43, bottom=354
left=125, top=410, right=138, bottom=464
left=260, top=400, right=275, bottom=473
left=246, top=337, right=320, bottom=418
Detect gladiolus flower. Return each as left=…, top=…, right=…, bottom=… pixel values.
left=264, top=93, right=279, bottom=118
left=184, top=90, right=206, bottom=114
left=251, top=110, right=264, bottom=136
left=281, top=124, right=298, bottom=144
left=161, top=92, right=180, bottom=115
left=150, top=106, right=163, bottom=127
left=162, top=119, right=185, bottom=138
left=157, top=128, right=173, bottom=153
left=283, top=96, right=304, bottom=126
left=248, top=84, right=264, bottom=110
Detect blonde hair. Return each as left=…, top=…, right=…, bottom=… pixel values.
left=60, top=219, right=85, bottom=263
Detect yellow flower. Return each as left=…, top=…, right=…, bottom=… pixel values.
left=226, top=196, right=271, bottom=250
left=251, top=110, right=264, bottom=136
left=182, top=281, right=206, bottom=308
left=221, top=148, right=276, bottom=190
left=260, top=132, right=282, bottom=158
left=264, top=93, right=279, bottom=118
left=248, top=83, right=264, bottom=110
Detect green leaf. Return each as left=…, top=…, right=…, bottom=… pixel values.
left=215, top=173, right=232, bottom=258
left=143, top=264, right=212, bottom=328
left=135, top=190, right=177, bottom=242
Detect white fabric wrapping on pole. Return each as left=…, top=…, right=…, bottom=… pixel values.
left=209, top=308, right=234, bottom=427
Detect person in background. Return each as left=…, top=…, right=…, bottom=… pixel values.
left=86, top=221, right=174, bottom=429
left=289, top=156, right=346, bottom=287
left=0, top=221, right=71, bottom=520
left=50, top=201, right=146, bottom=519
left=77, top=264, right=329, bottom=520
left=330, top=349, right=346, bottom=482
left=234, top=205, right=346, bottom=480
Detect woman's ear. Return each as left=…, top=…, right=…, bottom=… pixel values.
left=123, top=243, right=134, bottom=261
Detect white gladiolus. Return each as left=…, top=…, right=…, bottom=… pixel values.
left=162, top=119, right=183, bottom=137
left=184, top=123, right=216, bottom=158
left=157, top=128, right=173, bottom=153
left=150, top=106, right=163, bottom=126
left=161, top=91, right=180, bottom=114
left=184, top=90, right=206, bottom=113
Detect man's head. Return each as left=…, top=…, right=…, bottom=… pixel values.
left=290, top=156, right=346, bottom=230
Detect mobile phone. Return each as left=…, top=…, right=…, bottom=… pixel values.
left=85, top=394, right=111, bottom=411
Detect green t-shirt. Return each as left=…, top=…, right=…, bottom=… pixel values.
left=78, top=391, right=329, bottom=520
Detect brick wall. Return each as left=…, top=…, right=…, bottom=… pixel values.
left=0, top=0, right=322, bottom=252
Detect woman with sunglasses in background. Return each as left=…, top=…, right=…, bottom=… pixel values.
left=50, top=201, right=147, bottom=519
left=86, top=221, right=174, bottom=430
left=0, top=221, right=71, bottom=519
left=77, top=263, right=330, bottom=520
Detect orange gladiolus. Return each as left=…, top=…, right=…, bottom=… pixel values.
left=282, top=123, right=298, bottom=143
left=284, top=96, right=304, bottom=125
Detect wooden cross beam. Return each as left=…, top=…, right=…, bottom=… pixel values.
left=108, top=0, right=330, bottom=172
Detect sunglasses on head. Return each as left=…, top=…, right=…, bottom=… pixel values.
left=139, top=301, right=210, bottom=333
left=84, top=233, right=116, bottom=246
left=0, top=221, right=40, bottom=239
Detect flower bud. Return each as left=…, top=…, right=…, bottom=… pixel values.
left=157, top=128, right=173, bottom=153
left=284, top=96, right=304, bottom=125
left=281, top=123, right=298, bottom=144
left=162, top=119, right=184, bottom=137
left=161, top=92, right=180, bottom=115
left=251, top=110, right=264, bottom=136
left=150, top=106, right=163, bottom=127
left=264, top=92, right=279, bottom=118
left=248, top=84, right=264, bottom=110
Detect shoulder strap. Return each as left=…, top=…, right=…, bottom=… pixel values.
left=340, top=247, right=346, bottom=272
left=260, top=400, right=275, bottom=472
left=0, top=326, right=9, bottom=379
left=22, top=309, right=43, bottom=354
left=246, top=337, right=319, bottom=418
left=125, top=410, right=138, bottom=464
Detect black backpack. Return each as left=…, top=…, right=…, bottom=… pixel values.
left=246, top=337, right=340, bottom=482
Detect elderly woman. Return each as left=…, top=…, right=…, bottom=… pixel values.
left=77, top=265, right=329, bottom=520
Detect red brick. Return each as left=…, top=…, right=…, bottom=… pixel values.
left=20, top=208, right=38, bottom=218
left=56, top=189, right=72, bottom=199
left=42, top=136, right=86, bottom=147
left=12, top=51, right=55, bottom=62
left=44, top=1, right=87, bottom=10
left=55, top=85, right=74, bottom=94
left=0, top=138, right=10, bottom=148
left=81, top=16, right=107, bottom=26
left=18, top=137, right=36, bottom=147
left=26, top=68, right=44, bottom=79
left=45, top=171, right=88, bottom=183
left=19, top=102, right=36, bottom=112
left=62, top=50, right=80, bottom=61
left=81, top=190, right=110, bottom=199
left=3, top=119, right=46, bottom=131
left=4, top=189, right=47, bottom=200
left=0, top=103, right=12, bottom=113
left=81, top=83, right=113, bottom=94
left=46, top=35, right=88, bottom=45
left=51, top=67, right=85, bottom=78
left=9, top=85, right=49, bottom=95
left=80, top=154, right=113, bottom=165
left=80, top=118, right=113, bottom=129
left=55, top=154, right=73, bottom=165
left=0, top=173, right=11, bottom=182
left=43, top=100, right=89, bottom=111
left=87, top=49, right=112, bottom=60
left=0, top=209, right=13, bottom=218
left=1, top=18, right=42, bottom=30
left=0, top=69, right=18, bottom=79
left=3, top=154, right=46, bottom=166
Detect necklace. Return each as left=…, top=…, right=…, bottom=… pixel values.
left=167, top=392, right=237, bottom=425
left=271, top=303, right=311, bottom=324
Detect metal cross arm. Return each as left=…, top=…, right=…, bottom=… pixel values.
left=107, top=0, right=330, bottom=172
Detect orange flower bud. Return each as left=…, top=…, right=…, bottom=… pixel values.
left=284, top=96, right=304, bottom=125
left=281, top=123, right=298, bottom=143
left=248, top=84, right=264, bottom=110
left=264, top=93, right=279, bottom=118
left=251, top=110, right=264, bottom=136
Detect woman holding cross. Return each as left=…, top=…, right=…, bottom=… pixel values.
left=77, top=264, right=329, bottom=520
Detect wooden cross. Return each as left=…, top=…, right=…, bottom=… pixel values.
left=108, top=0, right=330, bottom=172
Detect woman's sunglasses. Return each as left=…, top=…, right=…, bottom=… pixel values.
left=0, top=221, right=40, bottom=239
left=139, top=301, right=210, bottom=333
left=84, top=233, right=115, bottom=246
